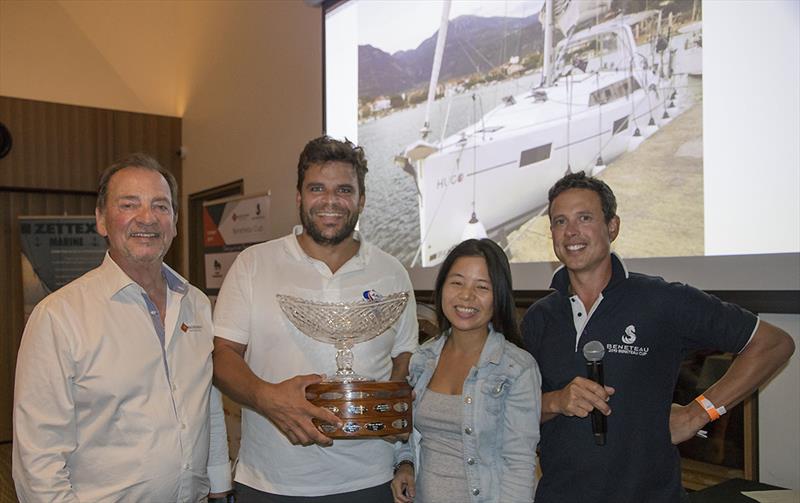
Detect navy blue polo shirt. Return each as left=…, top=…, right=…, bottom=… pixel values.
left=522, top=254, right=757, bottom=503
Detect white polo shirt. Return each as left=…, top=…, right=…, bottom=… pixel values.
left=214, top=227, right=418, bottom=496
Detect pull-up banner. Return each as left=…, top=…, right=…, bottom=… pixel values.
left=19, top=216, right=107, bottom=321
left=202, top=193, right=270, bottom=461
left=202, top=192, right=270, bottom=297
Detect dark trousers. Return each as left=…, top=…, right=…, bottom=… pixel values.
left=233, top=481, right=393, bottom=503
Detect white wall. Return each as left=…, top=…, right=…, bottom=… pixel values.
left=178, top=0, right=322, bottom=269
left=0, top=0, right=182, bottom=116
left=759, top=314, right=800, bottom=489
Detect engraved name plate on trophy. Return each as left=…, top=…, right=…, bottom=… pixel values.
left=276, top=292, right=413, bottom=438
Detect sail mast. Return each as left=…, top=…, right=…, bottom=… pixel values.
left=543, top=0, right=554, bottom=86
left=421, top=0, right=452, bottom=139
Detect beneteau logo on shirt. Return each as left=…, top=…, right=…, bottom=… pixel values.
left=180, top=322, right=203, bottom=333
left=622, top=325, right=636, bottom=344
left=607, top=324, right=649, bottom=357
left=607, top=342, right=649, bottom=357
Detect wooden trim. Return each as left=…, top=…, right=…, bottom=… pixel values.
left=188, top=180, right=243, bottom=201
left=742, top=395, right=758, bottom=480
left=512, top=290, right=553, bottom=308
left=414, top=290, right=434, bottom=304
left=0, top=185, right=97, bottom=196
left=681, top=458, right=745, bottom=492
left=415, top=290, right=800, bottom=314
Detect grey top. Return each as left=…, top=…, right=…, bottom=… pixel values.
left=395, top=329, right=540, bottom=502
left=415, top=389, right=470, bottom=503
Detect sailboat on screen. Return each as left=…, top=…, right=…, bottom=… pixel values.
left=396, top=0, right=698, bottom=267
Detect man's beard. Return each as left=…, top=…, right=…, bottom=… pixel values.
left=300, top=202, right=359, bottom=246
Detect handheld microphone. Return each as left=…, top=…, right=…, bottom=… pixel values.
left=582, top=340, right=607, bottom=446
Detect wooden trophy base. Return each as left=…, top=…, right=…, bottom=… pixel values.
left=306, top=381, right=413, bottom=438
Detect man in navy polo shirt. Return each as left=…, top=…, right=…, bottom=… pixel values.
left=522, top=171, right=794, bottom=502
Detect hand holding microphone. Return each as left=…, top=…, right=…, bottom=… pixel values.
left=583, top=340, right=608, bottom=446
left=550, top=376, right=614, bottom=418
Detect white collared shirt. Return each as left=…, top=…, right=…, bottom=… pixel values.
left=13, top=253, right=231, bottom=502
left=213, top=226, right=419, bottom=496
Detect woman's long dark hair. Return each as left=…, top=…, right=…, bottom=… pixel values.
left=433, top=239, right=521, bottom=345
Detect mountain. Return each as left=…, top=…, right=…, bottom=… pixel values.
left=359, top=14, right=543, bottom=100
left=358, top=45, right=420, bottom=99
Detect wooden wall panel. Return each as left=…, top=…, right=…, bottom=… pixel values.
left=0, top=96, right=182, bottom=442
left=113, top=111, right=182, bottom=172
left=0, top=97, right=113, bottom=191
left=0, top=98, right=182, bottom=199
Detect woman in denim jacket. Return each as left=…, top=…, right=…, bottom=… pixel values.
left=391, top=239, right=541, bottom=503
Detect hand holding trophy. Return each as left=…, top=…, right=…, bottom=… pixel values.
left=277, top=292, right=413, bottom=438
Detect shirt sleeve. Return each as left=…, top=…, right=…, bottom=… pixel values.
left=213, top=249, right=255, bottom=345
left=207, top=385, right=232, bottom=494
left=674, top=283, right=758, bottom=354
left=499, top=360, right=541, bottom=502
left=12, top=302, right=80, bottom=502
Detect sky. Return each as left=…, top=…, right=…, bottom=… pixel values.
left=354, top=0, right=544, bottom=54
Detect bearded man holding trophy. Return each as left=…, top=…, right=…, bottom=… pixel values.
left=213, top=136, right=419, bottom=503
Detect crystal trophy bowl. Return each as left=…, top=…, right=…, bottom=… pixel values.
left=276, top=292, right=413, bottom=438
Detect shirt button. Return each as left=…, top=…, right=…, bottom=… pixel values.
left=467, top=457, right=475, bottom=465
left=181, top=423, right=186, bottom=430
left=184, top=463, right=190, bottom=470
left=577, top=312, right=583, bottom=317
left=464, top=396, right=472, bottom=404
left=172, top=384, right=178, bottom=391
left=472, top=488, right=480, bottom=495
left=464, top=426, right=473, bottom=434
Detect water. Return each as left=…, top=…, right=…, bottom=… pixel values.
left=358, top=72, right=542, bottom=265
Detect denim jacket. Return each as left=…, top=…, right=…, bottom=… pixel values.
left=395, top=328, right=542, bottom=503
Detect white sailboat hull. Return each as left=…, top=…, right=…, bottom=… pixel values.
left=416, top=77, right=670, bottom=266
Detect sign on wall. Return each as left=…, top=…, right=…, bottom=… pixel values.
left=19, top=216, right=107, bottom=321
left=202, top=192, right=271, bottom=296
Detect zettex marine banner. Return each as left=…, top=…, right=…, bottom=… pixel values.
left=19, top=216, right=107, bottom=322
left=202, top=193, right=270, bottom=296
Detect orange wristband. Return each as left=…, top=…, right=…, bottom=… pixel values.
left=695, top=394, right=726, bottom=422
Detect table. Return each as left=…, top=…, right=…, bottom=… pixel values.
left=688, top=478, right=791, bottom=503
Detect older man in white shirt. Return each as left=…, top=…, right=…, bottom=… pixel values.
left=13, top=153, right=231, bottom=502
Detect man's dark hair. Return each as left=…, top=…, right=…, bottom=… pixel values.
left=96, top=153, right=178, bottom=214
left=296, top=136, right=368, bottom=195
left=547, top=171, right=617, bottom=223
left=433, top=238, right=521, bottom=346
